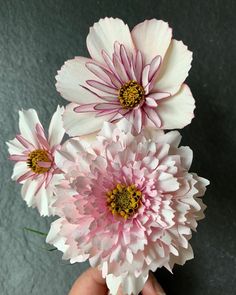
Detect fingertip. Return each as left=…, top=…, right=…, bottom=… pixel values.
left=142, top=273, right=166, bottom=295
left=68, top=267, right=108, bottom=295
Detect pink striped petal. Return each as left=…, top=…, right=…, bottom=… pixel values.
left=17, top=170, right=35, bottom=183
left=35, top=175, right=47, bottom=195
left=113, top=53, right=129, bottom=83
left=86, top=62, right=114, bottom=86
left=94, top=103, right=121, bottom=110
left=142, top=65, right=150, bottom=89
left=16, top=134, right=35, bottom=150
left=134, top=51, right=143, bottom=83
left=120, top=44, right=132, bottom=79
left=45, top=172, right=53, bottom=188
left=74, top=104, right=97, bottom=113
left=133, top=109, right=142, bottom=133
left=148, top=92, right=170, bottom=101
left=103, top=70, right=122, bottom=88
left=145, top=97, right=158, bottom=108
left=143, top=106, right=162, bottom=128
left=149, top=55, right=162, bottom=81
left=9, top=154, right=28, bottom=161
left=102, top=50, right=118, bottom=76
left=38, top=161, right=52, bottom=168
left=37, top=134, right=50, bottom=150
left=95, top=109, right=118, bottom=117
left=100, top=96, right=118, bottom=102
left=86, top=80, right=118, bottom=95
left=35, top=123, right=47, bottom=142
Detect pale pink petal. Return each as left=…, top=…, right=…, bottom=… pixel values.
left=143, top=106, right=162, bottom=128
left=157, top=84, right=195, bottom=129
left=9, top=154, right=28, bottom=161
left=35, top=187, right=50, bottom=216
left=56, top=57, right=102, bottom=104
left=21, top=179, right=39, bottom=207
left=48, top=106, right=65, bottom=147
left=11, top=161, right=28, bottom=181
left=86, top=17, right=135, bottom=64
left=17, top=170, right=35, bottom=183
left=86, top=62, right=115, bottom=86
left=63, top=103, right=113, bottom=137
left=133, top=109, right=142, bottom=133
left=153, top=40, right=193, bottom=95
left=94, top=103, right=121, bottom=110
left=6, top=138, right=27, bottom=155
left=131, top=19, right=172, bottom=64
left=86, top=80, right=118, bottom=95
left=19, top=109, right=41, bottom=148
left=145, top=97, right=158, bottom=108
left=147, top=92, right=170, bottom=101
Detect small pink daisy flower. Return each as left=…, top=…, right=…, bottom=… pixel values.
left=7, top=106, right=65, bottom=216
left=56, top=17, right=195, bottom=136
left=47, top=120, right=209, bottom=295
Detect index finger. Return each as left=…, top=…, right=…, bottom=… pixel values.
left=69, top=267, right=108, bottom=295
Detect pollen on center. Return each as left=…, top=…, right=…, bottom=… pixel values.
left=106, top=183, right=142, bottom=219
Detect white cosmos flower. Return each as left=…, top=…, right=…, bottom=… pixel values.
left=56, top=18, right=195, bottom=136
left=7, top=106, right=65, bottom=216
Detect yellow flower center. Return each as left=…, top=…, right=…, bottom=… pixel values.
left=118, top=80, right=145, bottom=109
left=27, top=149, right=51, bottom=174
left=106, top=184, right=142, bottom=219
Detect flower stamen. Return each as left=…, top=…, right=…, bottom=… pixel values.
left=118, top=80, right=145, bottom=109
left=27, top=149, right=51, bottom=174
left=106, top=184, right=142, bottom=219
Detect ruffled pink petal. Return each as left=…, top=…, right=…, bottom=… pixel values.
left=86, top=17, right=135, bottom=64
left=153, top=40, right=193, bottom=95
left=131, top=19, right=172, bottom=64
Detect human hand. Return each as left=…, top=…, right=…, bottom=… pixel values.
left=69, top=267, right=165, bottom=295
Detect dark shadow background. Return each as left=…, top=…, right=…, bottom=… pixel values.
left=0, top=0, right=235, bottom=294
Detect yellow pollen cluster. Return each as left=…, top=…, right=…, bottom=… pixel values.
left=27, top=149, right=51, bottom=174
left=106, top=184, right=142, bottom=219
left=118, top=80, right=145, bottom=109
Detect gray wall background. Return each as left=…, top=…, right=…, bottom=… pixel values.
left=0, top=0, right=235, bottom=294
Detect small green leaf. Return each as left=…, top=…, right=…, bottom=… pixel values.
left=41, top=246, right=57, bottom=252
left=24, top=227, right=47, bottom=236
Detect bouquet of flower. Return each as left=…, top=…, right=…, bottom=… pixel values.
left=7, top=18, right=209, bottom=295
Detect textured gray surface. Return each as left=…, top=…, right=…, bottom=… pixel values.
left=0, top=1, right=235, bottom=294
